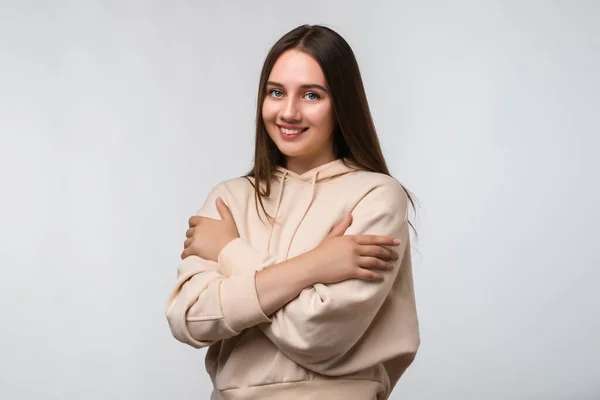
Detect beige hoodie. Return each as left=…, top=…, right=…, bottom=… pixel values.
left=166, top=159, right=420, bottom=400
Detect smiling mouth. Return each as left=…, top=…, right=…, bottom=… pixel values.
left=278, top=125, right=309, bottom=136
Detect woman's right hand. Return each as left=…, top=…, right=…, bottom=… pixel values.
left=305, top=213, right=401, bottom=284
left=255, top=213, right=401, bottom=316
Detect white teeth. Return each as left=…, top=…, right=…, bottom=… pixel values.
left=281, top=127, right=304, bottom=135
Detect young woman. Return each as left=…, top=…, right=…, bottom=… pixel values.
left=166, top=24, right=420, bottom=399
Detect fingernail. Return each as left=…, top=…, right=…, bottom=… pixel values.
left=216, top=197, right=222, bottom=204
left=393, top=238, right=401, bottom=245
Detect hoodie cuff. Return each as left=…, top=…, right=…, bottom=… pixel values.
left=220, top=273, right=271, bottom=331
left=218, top=238, right=269, bottom=277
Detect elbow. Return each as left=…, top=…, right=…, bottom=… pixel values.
left=273, top=335, right=356, bottom=376
left=294, top=351, right=350, bottom=376
left=165, top=304, right=214, bottom=349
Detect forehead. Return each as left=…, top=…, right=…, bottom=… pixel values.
left=268, top=49, right=327, bottom=86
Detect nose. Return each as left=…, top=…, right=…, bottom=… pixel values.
left=280, top=98, right=301, bottom=122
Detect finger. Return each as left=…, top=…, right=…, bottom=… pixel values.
left=181, top=247, right=191, bottom=259
left=328, top=213, right=352, bottom=237
left=216, top=198, right=234, bottom=221
left=188, top=216, right=202, bottom=228
left=359, top=245, right=399, bottom=261
left=354, top=235, right=401, bottom=246
left=185, top=227, right=194, bottom=238
left=183, top=237, right=192, bottom=248
left=358, top=256, right=394, bottom=271
left=354, top=268, right=384, bottom=282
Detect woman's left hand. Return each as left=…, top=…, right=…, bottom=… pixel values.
left=181, top=197, right=240, bottom=261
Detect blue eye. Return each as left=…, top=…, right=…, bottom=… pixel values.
left=269, top=89, right=283, bottom=97
left=305, top=92, right=319, bottom=100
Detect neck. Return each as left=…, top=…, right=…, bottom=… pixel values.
left=285, top=152, right=337, bottom=175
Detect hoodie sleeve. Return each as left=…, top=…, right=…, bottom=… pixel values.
left=165, top=183, right=270, bottom=349
left=217, top=181, right=415, bottom=375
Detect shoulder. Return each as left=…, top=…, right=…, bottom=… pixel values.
left=348, top=170, right=409, bottom=208
left=208, top=176, right=254, bottom=195
left=207, top=176, right=257, bottom=209
left=343, top=171, right=410, bottom=234
left=196, top=176, right=254, bottom=216
left=219, top=176, right=255, bottom=192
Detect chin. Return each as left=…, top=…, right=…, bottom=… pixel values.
left=276, top=144, right=308, bottom=158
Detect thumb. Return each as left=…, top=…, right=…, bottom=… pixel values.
left=328, top=213, right=352, bottom=237
left=216, top=197, right=233, bottom=221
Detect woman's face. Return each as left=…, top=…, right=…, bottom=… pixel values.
left=262, top=49, right=336, bottom=173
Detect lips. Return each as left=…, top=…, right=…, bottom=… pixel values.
left=278, top=124, right=308, bottom=139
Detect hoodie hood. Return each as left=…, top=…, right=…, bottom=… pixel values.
left=273, top=158, right=360, bottom=183
left=267, top=158, right=361, bottom=258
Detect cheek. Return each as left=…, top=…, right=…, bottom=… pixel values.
left=262, top=99, right=277, bottom=123
left=305, top=103, right=335, bottom=129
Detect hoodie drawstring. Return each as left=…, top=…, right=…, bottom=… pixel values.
left=283, top=170, right=319, bottom=260
left=266, top=171, right=287, bottom=253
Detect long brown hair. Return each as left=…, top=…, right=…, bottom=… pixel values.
left=246, top=24, right=417, bottom=232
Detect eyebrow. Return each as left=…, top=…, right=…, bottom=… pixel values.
left=266, top=81, right=329, bottom=93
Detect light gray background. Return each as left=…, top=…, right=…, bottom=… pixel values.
left=1, top=1, right=599, bottom=399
